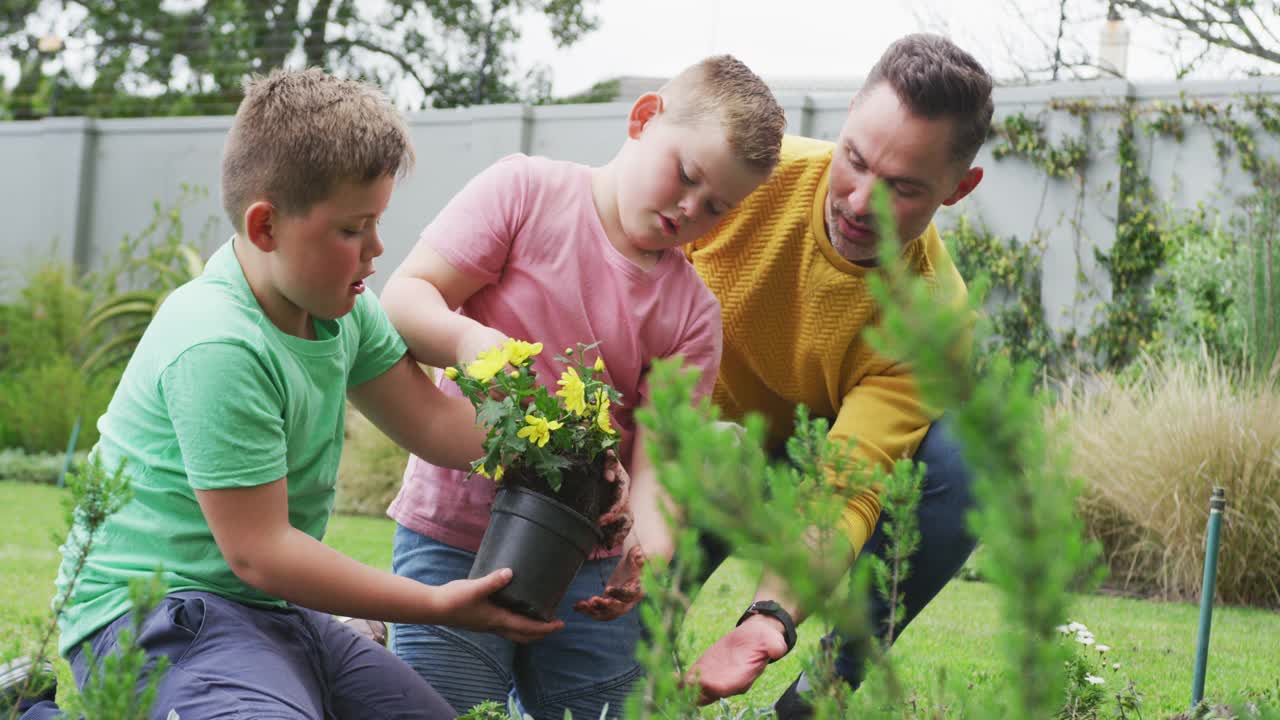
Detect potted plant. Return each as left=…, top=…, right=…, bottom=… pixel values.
left=445, top=340, right=625, bottom=620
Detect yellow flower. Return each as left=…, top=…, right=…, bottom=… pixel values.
left=556, top=367, right=588, bottom=415
left=509, top=370, right=520, bottom=378
left=503, top=339, right=543, bottom=367
left=594, top=356, right=605, bottom=372
left=594, top=390, right=615, bottom=435
left=517, top=414, right=563, bottom=448
left=465, top=346, right=508, bottom=381
left=475, top=464, right=505, bottom=482
left=444, top=366, right=459, bottom=380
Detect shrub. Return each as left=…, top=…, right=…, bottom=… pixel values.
left=0, top=356, right=116, bottom=453
left=1149, top=208, right=1247, bottom=367
left=0, top=189, right=213, bottom=456
left=0, top=263, right=88, bottom=370
left=1238, top=168, right=1280, bottom=379
left=0, top=448, right=88, bottom=485
left=1058, top=357, right=1280, bottom=607
left=0, top=263, right=115, bottom=453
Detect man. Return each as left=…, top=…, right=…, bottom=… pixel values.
left=682, top=33, right=992, bottom=716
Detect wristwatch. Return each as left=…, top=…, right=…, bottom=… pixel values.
left=736, top=600, right=798, bottom=660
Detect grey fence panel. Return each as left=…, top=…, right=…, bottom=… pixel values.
left=85, top=117, right=232, bottom=270
left=1, top=79, right=1277, bottom=328
left=0, top=118, right=95, bottom=287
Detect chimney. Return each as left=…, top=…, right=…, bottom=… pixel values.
left=1098, top=2, right=1131, bottom=77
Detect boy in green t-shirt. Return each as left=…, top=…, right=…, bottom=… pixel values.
left=26, top=69, right=560, bottom=720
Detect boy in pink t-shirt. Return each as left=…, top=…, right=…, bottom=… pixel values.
left=381, top=56, right=785, bottom=718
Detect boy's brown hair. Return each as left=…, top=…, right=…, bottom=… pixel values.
left=221, top=68, right=414, bottom=233
left=659, top=55, right=787, bottom=173
left=859, top=33, right=993, bottom=166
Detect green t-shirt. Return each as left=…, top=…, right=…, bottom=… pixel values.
left=55, top=239, right=407, bottom=656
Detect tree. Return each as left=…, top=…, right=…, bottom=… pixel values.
left=1, top=0, right=599, bottom=118
left=1113, top=0, right=1280, bottom=68
left=909, top=0, right=1279, bottom=83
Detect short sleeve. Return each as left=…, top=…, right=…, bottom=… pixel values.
left=161, top=342, right=288, bottom=490
left=425, top=154, right=531, bottom=284
left=347, top=289, right=408, bottom=387
left=638, top=290, right=723, bottom=406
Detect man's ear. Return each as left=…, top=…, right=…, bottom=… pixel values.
left=942, top=167, right=983, bottom=207
left=243, top=201, right=278, bottom=252
left=628, top=93, right=664, bottom=140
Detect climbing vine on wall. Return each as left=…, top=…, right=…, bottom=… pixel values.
left=981, top=92, right=1280, bottom=374
left=943, top=217, right=1063, bottom=377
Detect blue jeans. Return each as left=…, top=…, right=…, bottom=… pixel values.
left=696, top=418, right=976, bottom=718
left=21, top=591, right=453, bottom=720
left=390, top=527, right=642, bottom=719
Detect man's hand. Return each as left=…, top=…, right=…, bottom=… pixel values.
left=574, top=543, right=645, bottom=621
left=596, top=450, right=633, bottom=548
left=431, top=568, right=564, bottom=643
left=685, top=615, right=790, bottom=705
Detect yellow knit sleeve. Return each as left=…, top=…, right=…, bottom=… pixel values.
left=829, top=363, right=934, bottom=555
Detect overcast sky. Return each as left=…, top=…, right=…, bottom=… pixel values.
left=516, top=0, right=1271, bottom=96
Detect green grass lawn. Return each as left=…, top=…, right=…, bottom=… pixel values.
left=4, top=480, right=1278, bottom=717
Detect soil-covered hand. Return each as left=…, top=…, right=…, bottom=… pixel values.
left=684, top=615, right=789, bottom=704
left=573, top=543, right=645, bottom=621
left=432, top=568, right=564, bottom=643
left=596, top=450, right=632, bottom=548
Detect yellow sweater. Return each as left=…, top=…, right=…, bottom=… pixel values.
left=686, top=135, right=969, bottom=554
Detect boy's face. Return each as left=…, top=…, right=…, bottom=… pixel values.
left=617, top=105, right=768, bottom=252
left=267, top=175, right=393, bottom=322
left=826, top=82, right=981, bottom=263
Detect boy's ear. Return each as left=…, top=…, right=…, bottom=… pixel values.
left=243, top=201, right=278, bottom=252
left=628, top=93, right=664, bottom=140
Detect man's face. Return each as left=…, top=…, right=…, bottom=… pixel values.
left=825, top=82, right=980, bottom=263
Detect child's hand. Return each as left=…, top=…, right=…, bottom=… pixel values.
left=455, top=325, right=510, bottom=368
left=432, top=568, right=564, bottom=643
left=597, top=450, right=632, bottom=547
left=574, top=542, right=645, bottom=621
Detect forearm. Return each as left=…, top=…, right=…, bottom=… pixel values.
left=625, top=465, right=678, bottom=563
left=751, top=524, right=856, bottom=625
left=348, top=356, right=484, bottom=471
left=382, top=275, right=488, bottom=368
left=628, top=432, right=682, bottom=561
left=389, top=391, right=484, bottom=470
left=231, top=526, right=446, bottom=625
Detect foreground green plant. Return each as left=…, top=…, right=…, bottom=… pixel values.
left=866, top=181, right=1105, bottom=719
left=57, top=575, right=168, bottom=720
left=4, top=455, right=168, bottom=720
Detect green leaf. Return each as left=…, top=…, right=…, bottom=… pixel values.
left=476, top=398, right=507, bottom=427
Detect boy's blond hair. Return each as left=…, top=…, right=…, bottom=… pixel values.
left=658, top=55, right=786, bottom=173
left=221, top=68, right=414, bottom=233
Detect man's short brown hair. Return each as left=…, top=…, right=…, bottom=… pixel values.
left=860, top=34, right=993, bottom=166
left=221, top=68, right=414, bottom=233
left=658, top=55, right=787, bottom=174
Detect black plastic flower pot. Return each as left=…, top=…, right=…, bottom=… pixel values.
left=468, top=486, right=604, bottom=621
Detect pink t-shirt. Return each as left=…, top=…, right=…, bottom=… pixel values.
left=386, top=154, right=722, bottom=554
